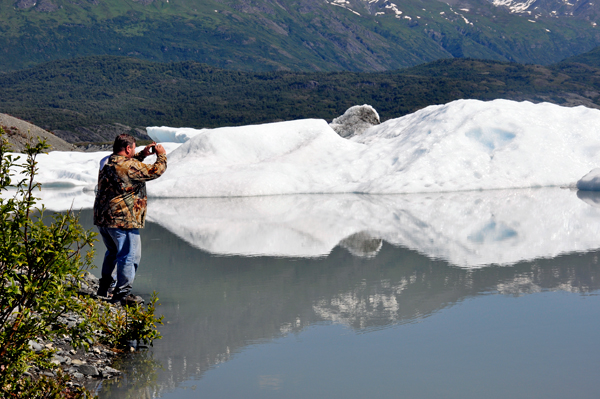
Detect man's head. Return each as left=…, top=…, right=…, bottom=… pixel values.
left=113, top=134, right=136, bottom=157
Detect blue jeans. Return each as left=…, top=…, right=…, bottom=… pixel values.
left=97, top=227, right=141, bottom=300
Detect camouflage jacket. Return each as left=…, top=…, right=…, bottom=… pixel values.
left=93, top=152, right=167, bottom=229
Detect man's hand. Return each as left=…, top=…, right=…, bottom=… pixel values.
left=154, top=144, right=166, bottom=155
left=141, top=142, right=156, bottom=157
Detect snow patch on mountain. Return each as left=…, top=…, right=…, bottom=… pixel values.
left=492, top=0, right=537, bottom=13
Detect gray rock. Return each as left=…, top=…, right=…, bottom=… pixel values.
left=71, top=359, right=85, bottom=366
left=84, top=272, right=99, bottom=283
left=73, top=372, right=84, bottom=379
left=101, top=366, right=122, bottom=377
left=78, top=364, right=99, bottom=376
left=50, top=355, right=65, bottom=365
left=329, top=104, right=380, bottom=139
left=28, top=340, right=43, bottom=352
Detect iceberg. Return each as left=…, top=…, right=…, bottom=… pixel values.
left=146, top=126, right=206, bottom=143
left=144, top=99, right=600, bottom=197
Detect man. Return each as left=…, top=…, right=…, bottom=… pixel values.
left=93, top=134, right=167, bottom=305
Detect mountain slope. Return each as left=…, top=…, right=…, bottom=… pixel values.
left=0, top=113, right=77, bottom=152
left=1, top=0, right=600, bottom=72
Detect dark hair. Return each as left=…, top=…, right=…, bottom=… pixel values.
left=113, top=134, right=136, bottom=154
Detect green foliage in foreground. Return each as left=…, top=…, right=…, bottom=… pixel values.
left=0, top=128, right=162, bottom=397
left=86, top=293, right=163, bottom=350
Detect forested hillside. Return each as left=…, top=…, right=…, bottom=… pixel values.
left=1, top=53, right=599, bottom=143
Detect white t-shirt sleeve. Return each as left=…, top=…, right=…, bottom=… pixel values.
left=99, top=155, right=110, bottom=171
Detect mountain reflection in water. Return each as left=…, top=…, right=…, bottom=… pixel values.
left=57, top=188, right=600, bottom=398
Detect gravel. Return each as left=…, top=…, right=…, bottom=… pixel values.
left=21, top=272, right=128, bottom=387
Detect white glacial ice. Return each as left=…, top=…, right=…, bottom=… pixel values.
left=144, top=99, right=600, bottom=197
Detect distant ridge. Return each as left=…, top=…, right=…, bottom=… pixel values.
left=556, top=46, right=600, bottom=68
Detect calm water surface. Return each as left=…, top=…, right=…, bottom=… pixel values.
left=68, top=190, right=600, bottom=399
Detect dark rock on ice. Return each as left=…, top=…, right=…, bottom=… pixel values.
left=576, top=168, right=600, bottom=191
left=330, top=105, right=380, bottom=139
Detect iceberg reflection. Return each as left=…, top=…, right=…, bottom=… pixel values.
left=142, top=187, right=600, bottom=268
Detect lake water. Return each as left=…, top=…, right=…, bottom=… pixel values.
left=58, top=188, right=600, bottom=399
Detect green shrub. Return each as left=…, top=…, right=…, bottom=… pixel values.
left=0, top=128, right=162, bottom=397
left=81, top=292, right=163, bottom=351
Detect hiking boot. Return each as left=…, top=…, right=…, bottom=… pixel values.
left=109, top=292, right=126, bottom=305
left=120, top=294, right=145, bottom=306
left=97, top=277, right=115, bottom=298
left=96, top=286, right=110, bottom=298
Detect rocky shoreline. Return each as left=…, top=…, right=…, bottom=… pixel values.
left=24, top=272, right=131, bottom=389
